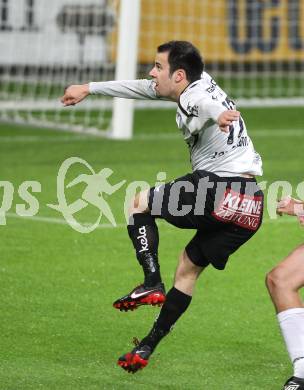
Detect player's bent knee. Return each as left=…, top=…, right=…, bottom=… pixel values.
left=266, top=244, right=304, bottom=293
left=265, top=271, right=275, bottom=292
left=266, top=267, right=288, bottom=292
left=128, top=190, right=150, bottom=216
left=128, top=194, right=138, bottom=214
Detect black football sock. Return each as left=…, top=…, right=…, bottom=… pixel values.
left=139, top=287, right=192, bottom=352
left=127, top=213, right=161, bottom=287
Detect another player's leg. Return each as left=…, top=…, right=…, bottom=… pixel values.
left=266, top=244, right=304, bottom=388
left=113, top=189, right=165, bottom=311
left=118, top=249, right=205, bottom=372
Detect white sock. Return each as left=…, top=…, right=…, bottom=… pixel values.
left=278, top=308, right=304, bottom=378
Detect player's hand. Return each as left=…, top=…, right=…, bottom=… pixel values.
left=276, top=195, right=304, bottom=217
left=60, top=84, right=90, bottom=106
left=217, top=110, right=240, bottom=133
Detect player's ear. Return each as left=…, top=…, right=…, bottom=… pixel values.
left=174, top=69, right=186, bottom=83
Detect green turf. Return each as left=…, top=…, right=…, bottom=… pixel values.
left=0, top=107, right=304, bottom=389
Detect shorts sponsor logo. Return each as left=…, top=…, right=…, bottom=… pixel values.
left=212, top=189, right=263, bottom=230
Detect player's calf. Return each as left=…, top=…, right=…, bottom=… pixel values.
left=128, top=213, right=162, bottom=287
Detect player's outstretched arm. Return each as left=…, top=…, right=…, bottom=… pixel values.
left=61, top=80, right=159, bottom=105
left=61, top=84, right=90, bottom=106
left=277, top=196, right=304, bottom=225
left=217, top=110, right=240, bottom=133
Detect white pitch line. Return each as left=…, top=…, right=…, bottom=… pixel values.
left=3, top=212, right=297, bottom=230
left=0, top=134, right=99, bottom=143
left=0, top=128, right=303, bottom=143
left=5, top=212, right=125, bottom=229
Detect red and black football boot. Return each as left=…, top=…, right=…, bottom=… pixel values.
left=283, top=376, right=304, bottom=390
left=118, top=344, right=152, bottom=373
left=113, top=282, right=166, bottom=311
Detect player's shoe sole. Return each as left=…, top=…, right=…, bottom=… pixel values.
left=113, top=282, right=166, bottom=311
left=283, top=376, right=304, bottom=390
left=118, top=345, right=151, bottom=373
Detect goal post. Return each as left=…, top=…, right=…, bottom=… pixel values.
left=112, top=0, right=141, bottom=140
left=0, top=0, right=140, bottom=138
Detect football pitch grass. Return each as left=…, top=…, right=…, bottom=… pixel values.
left=1, top=107, right=304, bottom=389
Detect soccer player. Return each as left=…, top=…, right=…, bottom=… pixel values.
left=266, top=196, right=304, bottom=389
left=61, top=41, right=264, bottom=373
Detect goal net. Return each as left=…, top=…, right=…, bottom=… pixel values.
left=0, top=0, right=303, bottom=138
left=0, top=0, right=122, bottom=136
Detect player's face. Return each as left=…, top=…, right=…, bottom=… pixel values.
left=149, top=51, right=174, bottom=98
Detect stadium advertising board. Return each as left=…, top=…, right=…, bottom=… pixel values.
left=0, top=0, right=115, bottom=65
left=138, top=0, right=304, bottom=62
left=0, top=0, right=303, bottom=66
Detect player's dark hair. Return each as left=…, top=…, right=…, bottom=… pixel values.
left=157, top=41, right=204, bottom=83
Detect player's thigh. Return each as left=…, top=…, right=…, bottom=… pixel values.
left=186, top=225, right=258, bottom=270
left=148, top=172, right=198, bottom=228
left=269, top=243, right=304, bottom=290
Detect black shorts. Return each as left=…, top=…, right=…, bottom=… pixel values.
left=148, top=170, right=264, bottom=270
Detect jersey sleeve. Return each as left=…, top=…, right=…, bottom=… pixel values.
left=187, top=97, right=227, bottom=134
left=89, top=79, right=159, bottom=100
left=201, top=99, right=227, bottom=122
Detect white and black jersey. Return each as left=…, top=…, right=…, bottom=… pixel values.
left=89, top=72, right=263, bottom=177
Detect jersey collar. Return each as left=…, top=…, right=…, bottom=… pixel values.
left=179, top=79, right=200, bottom=98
